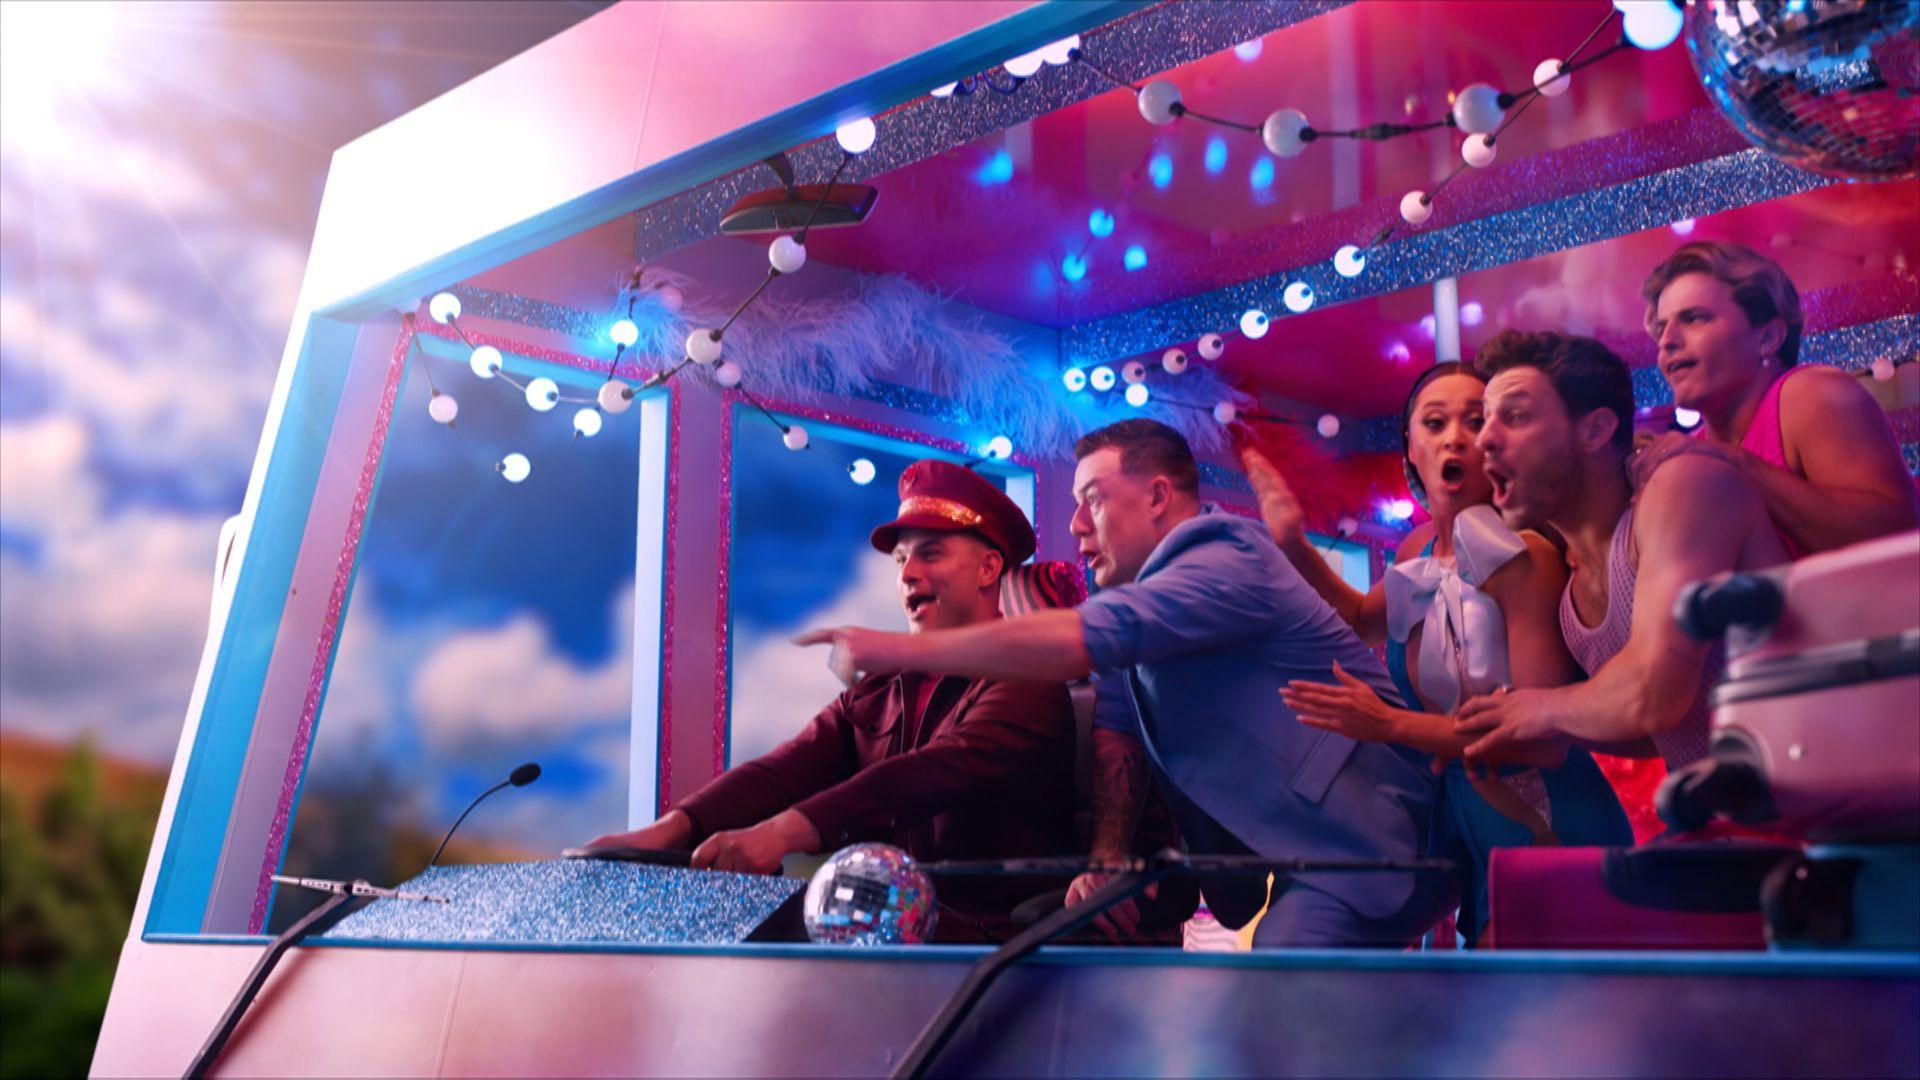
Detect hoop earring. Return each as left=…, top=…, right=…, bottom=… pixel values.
left=1402, top=459, right=1431, bottom=514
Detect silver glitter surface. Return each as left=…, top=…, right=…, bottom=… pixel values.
left=1197, top=460, right=1253, bottom=495
left=321, top=860, right=801, bottom=946
left=1358, top=417, right=1402, bottom=454
left=1063, top=148, right=1834, bottom=365
left=453, top=285, right=616, bottom=342
left=630, top=2, right=1351, bottom=261
left=1631, top=314, right=1920, bottom=407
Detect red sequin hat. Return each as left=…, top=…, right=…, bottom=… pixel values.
left=869, top=460, right=1036, bottom=566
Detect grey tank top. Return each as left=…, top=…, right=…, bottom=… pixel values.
left=1557, top=507, right=1716, bottom=769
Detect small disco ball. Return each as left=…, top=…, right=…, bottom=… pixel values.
left=1686, top=0, right=1920, bottom=180
left=802, top=843, right=937, bottom=945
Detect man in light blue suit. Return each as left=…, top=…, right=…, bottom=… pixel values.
left=801, top=419, right=1452, bottom=946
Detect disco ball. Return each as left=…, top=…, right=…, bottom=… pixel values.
left=1686, top=0, right=1920, bottom=179
left=802, top=843, right=937, bottom=945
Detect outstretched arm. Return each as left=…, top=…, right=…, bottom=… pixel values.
left=1457, top=455, right=1774, bottom=756
left=1241, top=447, right=1397, bottom=642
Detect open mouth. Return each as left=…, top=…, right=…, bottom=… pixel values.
left=1440, top=460, right=1466, bottom=485
left=1664, top=358, right=1699, bottom=379
left=905, top=592, right=938, bottom=617
left=1484, top=463, right=1513, bottom=505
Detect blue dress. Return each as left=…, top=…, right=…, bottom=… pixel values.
left=1384, top=507, right=1631, bottom=944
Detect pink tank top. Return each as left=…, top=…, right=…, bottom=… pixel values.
left=1692, top=367, right=1807, bottom=558
left=1557, top=507, right=1716, bottom=769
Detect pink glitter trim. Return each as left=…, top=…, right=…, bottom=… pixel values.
left=249, top=321, right=414, bottom=932
left=712, top=393, right=737, bottom=778
left=659, top=382, right=682, bottom=813
left=414, top=321, right=657, bottom=382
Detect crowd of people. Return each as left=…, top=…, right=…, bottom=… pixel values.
left=584, top=240, right=1918, bottom=947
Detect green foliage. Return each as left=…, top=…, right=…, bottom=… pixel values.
left=0, top=742, right=160, bottom=1079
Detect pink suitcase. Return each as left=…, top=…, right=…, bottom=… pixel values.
left=1661, top=529, right=1920, bottom=842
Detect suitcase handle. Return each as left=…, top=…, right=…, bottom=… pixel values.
left=1674, top=572, right=1783, bottom=641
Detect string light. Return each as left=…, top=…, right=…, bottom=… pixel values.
left=429, top=292, right=462, bottom=324
left=1090, top=365, right=1118, bottom=391
left=1239, top=309, right=1270, bottom=339
left=1125, top=383, right=1150, bottom=408
left=1197, top=333, right=1225, bottom=360
left=783, top=425, right=811, bottom=451
left=835, top=117, right=876, bottom=155
left=849, top=458, right=878, bottom=485
left=1161, top=348, right=1188, bottom=374
left=769, top=235, right=808, bottom=274
left=469, top=345, right=503, bottom=379
left=1334, top=245, right=1368, bottom=278
left=1121, top=360, right=1148, bottom=385
left=1212, top=402, right=1237, bottom=424
left=573, top=408, right=603, bottom=438
left=687, top=328, right=724, bottom=364
left=1316, top=414, right=1340, bottom=439
left=1674, top=407, right=1702, bottom=429
left=598, top=380, right=633, bottom=414
left=715, top=360, right=743, bottom=388
left=1282, top=282, right=1315, bottom=314
left=428, top=391, right=458, bottom=426
left=524, top=377, right=559, bottom=413
left=1063, top=367, right=1088, bottom=392
left=498, top=453, right=531, bottom=484
left=610, top=318, right=640, bottom=347
left=985, top=435, right=1015, bottom=460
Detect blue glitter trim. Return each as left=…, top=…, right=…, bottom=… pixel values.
left=321, top=861, right=801, bottom=947
left=1358, top=416, right=1401, bottom=454
left=452, top=286, right=615, bottom=341
left=1198, top=461, right=1253, bottom=494
left=1903, top=443, right=1920, bottom=478
left=631, top=2, right=1351, bottom=260
left=1062, top=150, right=1834, bottom=366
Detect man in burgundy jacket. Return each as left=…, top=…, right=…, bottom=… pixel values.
left=583, top=460, right=1077, bottom=941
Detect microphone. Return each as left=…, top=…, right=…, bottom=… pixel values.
left=428, top=762, right=541, bottom=868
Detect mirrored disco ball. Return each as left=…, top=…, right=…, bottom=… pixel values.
left=802, top=843, right=937, bottom=945
left=1687, top=0, right=1920, bottom=179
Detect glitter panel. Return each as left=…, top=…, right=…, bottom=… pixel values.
left=660, top=382, right=682, bottom=812
left=452, top=285, right=618, bottom=343
left=1197, top=461, right=1253, bottom=495
left=1891, top=407, right=1920, bottom=446
left=713, top=395, right=736, bottom=779
left=251, top=322, right=414, bottom=933
left=1358, top=417, right=1402, bottom=454
left=1064, top=147, right=1834, bottom=365
left=322, top=860, right=802, bottom=946
left=630, top=1, right=1351, bottom=261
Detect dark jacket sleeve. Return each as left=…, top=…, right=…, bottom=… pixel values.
left=673, top=689, right=860, bottom=842
left=790, top=679, right=1073, bottom=846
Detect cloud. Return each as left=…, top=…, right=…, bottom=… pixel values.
left=726, top=552, right=907, bottom=764
left=408, top=585, right=635, bottom=753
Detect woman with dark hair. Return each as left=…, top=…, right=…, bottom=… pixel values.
left=1243, top=363, right=1630, bottom=943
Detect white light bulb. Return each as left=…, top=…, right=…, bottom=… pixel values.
left=849, top=458, right=877, bottom=485
left=1041, top=34, right=1080, bottom=64
left=783, top=425, right=810, bottom=451
left=931, top=81, right=958, bottom=98
left=1125, top=383, right=1150, bottom=408
left=986, top=435, right=1014, bottom=460
left=1004, top=49, right=1046, bottom=78
left=1622, top=0, right=1683, bottom=50
left=1122, top=360, right=1148, bottom=385
left=573, top=408, right=603, bottom=438
left=1198, top=333, right=1225, bottom=360
left=769, top=235, right=807, bottom=274
left=1333, top=244, right=1367, bottom=278
left=687, top=328, right=723, bottom=364
left=1337, top=515, right=1359, bottom=536
left=1090, top=365, right=1117, bottom=391
left=1161, top=348, right=1188, bottom=374
left=1316, top=413, right=1340, bottom=439
left=715, top=360, right=743, bottom=388
left=655, top=285, right=684, bottom=312
left=1462, top=133, right=1498, bottom=168
left=1138, top=80, right=1182, bottom=125
left=499, top=453, right=531, bottom=484
left=1283, top=281, right=1315, bottom=314
left=469, top=345, right=503, bottom=380
left=1674, top=407, right=1702, bottom=428
left=428, top=392, right=458, bottom=425
left=1534, top=58, right=1571, bottom=97
left=1451, top=82, right=1505, bottom=135
left=1212, top=402, right=1237, bottom=425
left=1063, top=367, right=1088, bottom=392
left=1871, top=356, right=1897, bottom=382
left=1390, top=498, right=1415, bottom=521
left=1240, top=309, right=1270, bottom=339
left=525, top=377, right=559, bottom=412
left=610, top=318, right=640, bottom=347
left=1261, top=108, right=1310, bottom=157
left=598, top=380, right=633, bottom=414
left=428, top=292, right=462, bottom=324
left=1400, top=190, right=1433, bottom=225
left=835, top=116, right=876, bottom=154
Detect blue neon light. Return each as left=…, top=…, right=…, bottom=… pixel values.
left=1148, top=152, right=1173, bottom=190
left=1250, top=157, right=1275, bottom=190
left=975, top=149, right=1015, bottom=185
left=1204, top=136, right=1228, bottom=175
left=1088, top=209, right=1115, bottom=237
left=1061, top=253, right=1089, bottom=282
left=1123, top=246, right=1148, bottom=271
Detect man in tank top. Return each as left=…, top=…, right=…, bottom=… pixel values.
left=1632, top=241, right=1917, bottom=557
left=1450, top=330, right=1788, bottom=772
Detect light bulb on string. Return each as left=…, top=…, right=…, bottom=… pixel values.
left=1125, top=383, right=1150, bottom=408
left=1212, top=402, right=1237, bottom=425
left=1004, top=48, right=1046, bottom=78
left=525, top=377, right=559, bottom=413
left=1240, top=309, right=1270, bottom=339
left=985, top=435, right=1014, bottom=461
left=1122, top=360, right=1148, bottom=385
left=849, top=458, right=877, bottom=485
left=687, top=329, right=724, bottom=364
left=598, top=381, right=633, bottom=414
left=1088, top=208, right=1116, bottom=238
left=428, top=391, right=458, bottom=425
left=1674, top=407, right=1702, bottom=429
left=769, top=235, right=807, bottom=274
left=469, top=345, right=503, bottom=380
left=428, top=292, right=462, bottom=324
left=1198, top=333, right=1225, bottom=360
left=1462, top=133, right=1498, bottom=168
left=655, top=285, right=684, bottom=312
left=573, top=408, right=603, bottom=438
left=1534, top=58, right=1571, bottom=97
left=1282, top=282, right=1315, bottom=314
left=498, top=453, right=531, bottom=484
left=835, top=117, right=876, bottom=154
left=1334, top=245, right=1367, bottom=278
left=783, top=425, right=810, bottom=451
left=1622, top=0, right=1683, bottom=50
left=715, top=361, right=743, bottom=389
left=1138, top=80, right=1182, bottom=125
left=1871, top=357, right=1897, bottom=382
left=1162, top=348, right=1188, bottom=374
left=1062, top=367, right=1088, bottom=393
left=1316, top=414, right=1340, bottom=439
left=1388, top=498, right=1416, bottom=521
left=1400, top=190, right=1433, bottom=226
left=1090, top=365, right=1117, bottom=392
left=610, top=318, right=640, bottom=347
left=1451, top=83, right=1505, bottom=135
left=1261, top=108, right=1310, bottom=157
left=1039, top=35, right=1080, bottom=65
left=931, top=81, right=958, bottom=98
